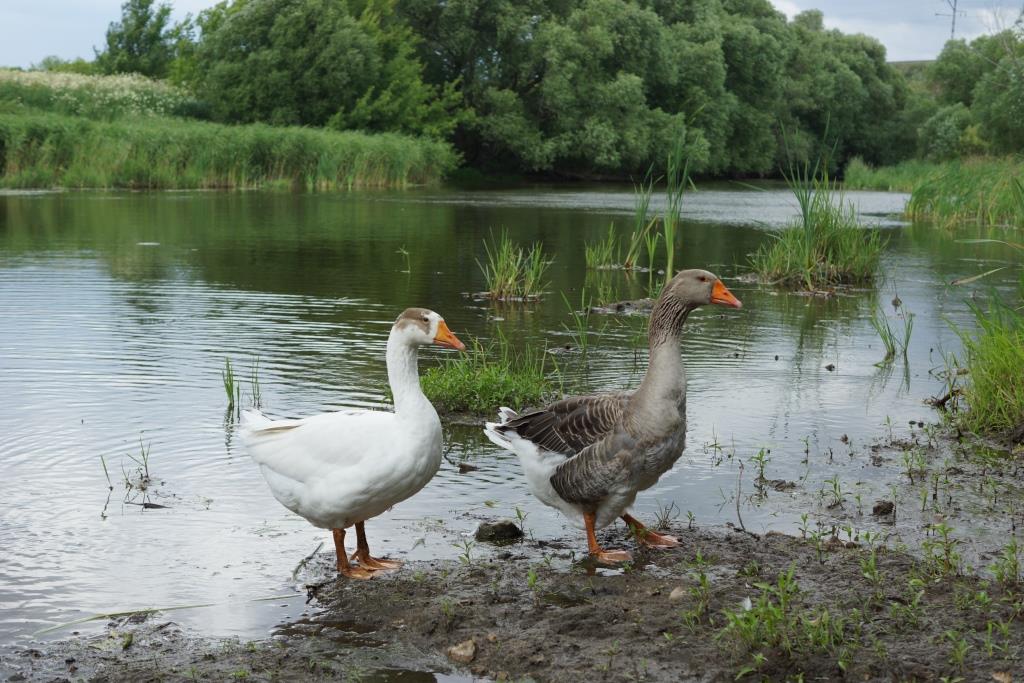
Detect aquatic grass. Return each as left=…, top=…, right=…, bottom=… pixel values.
left=249, top=356, right=262, bottom=409
left=478, top=230, right=549, bottom=301
left=222, top=358, right=238, bottom=411
left=955, top=291, right=1024, bottom=438
left=870, top=307, right=914, bottom=364
left=0, top=109, right=457, bottom=190
left=562, top=290, right=601, bottom=354
left=584, top=224, right=620, bottom=269
left=420, top=335, right=555, bottom=414
left=750, top=163, right=885, bottom=290
left=846, top=156, right=1024, bottom=227
left=624, top=170, right=658, bottom=270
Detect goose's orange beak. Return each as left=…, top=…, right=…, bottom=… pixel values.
left=433, top=320, right=466, bottom=351
left=710, top=280, right=743, bottom=309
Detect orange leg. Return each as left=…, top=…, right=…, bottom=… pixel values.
left=622, top=513, right=680, bottom=548
left=331, top=528, right=373, bottom=579
left=585, top=511, right=632, bottom=563
left=349, top=521, right=402, bottom=572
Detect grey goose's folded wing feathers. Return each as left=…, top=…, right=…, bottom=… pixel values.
left=498, top=393, right=631, bottom=456
left=549, top=430, right=639, bottom=505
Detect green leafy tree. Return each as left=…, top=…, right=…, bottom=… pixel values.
left=193, top=0, right=459, bottom=136
left=95, top=0, right=174, bottom=77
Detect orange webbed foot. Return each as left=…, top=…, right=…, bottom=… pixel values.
left=593, top=549, right=633, bottom=564
left=338, top=564, right=374, bottom=580
left=638, top=531, right=680, bottom=549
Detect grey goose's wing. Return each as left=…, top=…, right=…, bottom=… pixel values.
left=548, top=430, right=640, bottom=506
left=497, top=393, right=630, bottom=456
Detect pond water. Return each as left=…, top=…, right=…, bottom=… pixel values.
left=0, top=185, right=1020, bottom=655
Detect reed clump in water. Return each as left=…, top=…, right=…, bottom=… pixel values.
left=584, top=224, right=620, bottom=270
left=750, top=160, right=884, bottom=290
left=0, top=110, right=457, bottom=190
left=478, top=230, right=549, bottom=301
left=870, top=306, right=914, bottom=365
left=845, top=156, right=1024, bottom=227
left=956, top=284, right=1024, bottom=439
left=420, top=335, right=554, bottom=415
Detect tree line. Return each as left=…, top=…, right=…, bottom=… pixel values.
left=37, top=0, right=1024, bottom=178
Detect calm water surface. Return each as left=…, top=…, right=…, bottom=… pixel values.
left=1, top=185, right=1020, bottom=649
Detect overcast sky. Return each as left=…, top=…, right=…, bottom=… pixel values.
left=1, top=0, right=1021, bottom=68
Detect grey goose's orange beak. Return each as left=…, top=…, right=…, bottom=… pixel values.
left=433, top=320, right=466, bottom=351
left=710, top=280, right=742, bottom=309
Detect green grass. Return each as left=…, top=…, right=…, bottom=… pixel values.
left=956, top=290, right=1024, bottom=438
left=584, top=224, right=620, bottom=269
left=750, top=164, right=885, bottom=290
left=478, top=230, right=550, bottom=301
left=0, top=109, right=457, bottom=190
left=625, top=170, right=657, bottom=270
left=420, top=336, right=555, bottom=414
left=870, top=307, right=914, bottom=364
left=845, top=156, right=1024, bottom=227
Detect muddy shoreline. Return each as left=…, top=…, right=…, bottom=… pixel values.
left=4, top=516, right=1022, bottom=682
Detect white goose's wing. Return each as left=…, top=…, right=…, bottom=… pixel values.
left=240, top=408, right=396, bottom=490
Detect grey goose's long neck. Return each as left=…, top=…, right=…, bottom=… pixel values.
left=385, top=330, right=433, bottom=417
left=632, top=296, right=690, bottom=408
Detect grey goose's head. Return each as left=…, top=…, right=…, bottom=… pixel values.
left=661, top=269, right=742, bottom=311
left=393, top=308, right=466, bottom=350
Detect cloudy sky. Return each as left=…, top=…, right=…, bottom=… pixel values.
left=1, top=0, right=1021, bottom=68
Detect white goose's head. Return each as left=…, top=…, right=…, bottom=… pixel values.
left=393, top=308, right=466, bottom=351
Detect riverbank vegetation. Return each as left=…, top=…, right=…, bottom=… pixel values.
left=956, top=284, right=1024, bottom=441
left=846, top=157, right=1024, bottom=227
left=0, top=108, right=456, bottom=189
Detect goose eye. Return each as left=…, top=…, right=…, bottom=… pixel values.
left=698, top=276, right=707, bottom=282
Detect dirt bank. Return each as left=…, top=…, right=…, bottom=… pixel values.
left=4, top=522, right=1022, bottom=682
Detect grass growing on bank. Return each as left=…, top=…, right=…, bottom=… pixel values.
left=478, top=230, right=549, bottom=301
left=0, top=109, right=457, bottom=190
left=845, top=156, right=1024, bottom=227
left=750, top=163, right=885, bottom=290
left=0, top=68, right=202, bottom=119
left=957, top=287, right=1024, bottom=438
left=420, top=336, right=555, bottom=414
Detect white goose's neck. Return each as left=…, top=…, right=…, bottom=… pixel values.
left=386, top=330, right=434, bottom=418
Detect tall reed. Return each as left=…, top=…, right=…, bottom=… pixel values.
left=0, top=110, right=457, bottom=190
left=846, top=156, right=1024, bottom=227
left=584, top=224, right=620, bottom=269
left=624, top=170, right=658, bottom=270
left=870, top=308, right=913, bottom=364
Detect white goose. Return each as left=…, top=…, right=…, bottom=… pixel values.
left=241, top=308, right=465, bottom=579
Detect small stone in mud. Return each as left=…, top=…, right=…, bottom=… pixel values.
left=475, top=520, right=524, bottom=544
left=668, top=586, right=686, bottom=602
left=825, top=363, right=836, bottom=371
left=872, top=500, right=895, bottom=516
left=447, top=639, right=476, bottom=664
